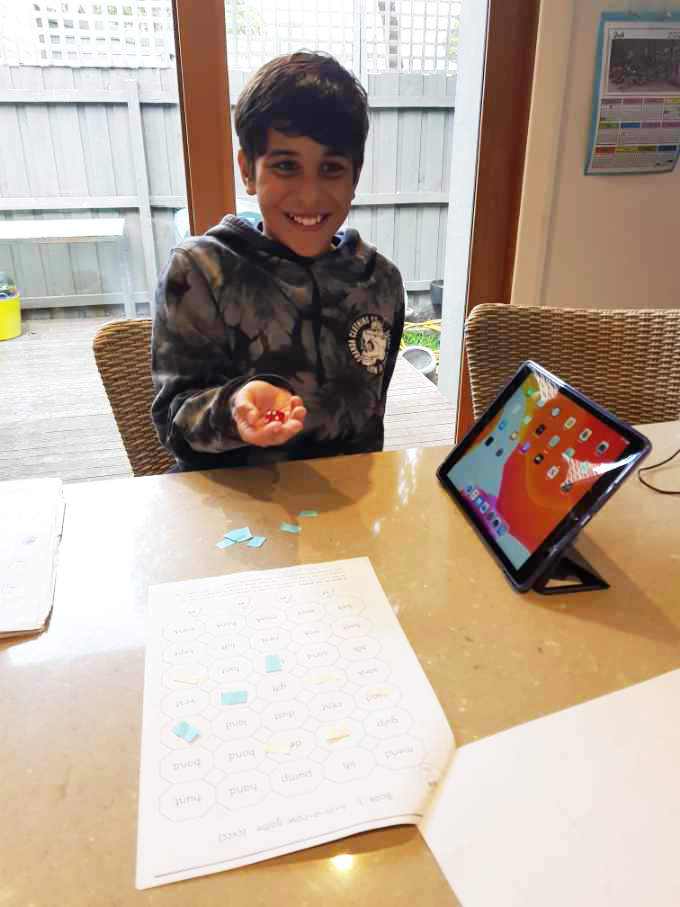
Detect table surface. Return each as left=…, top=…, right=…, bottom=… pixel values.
left=0, top=217, right=126, bottom=241
left=3, top=421, right=679, bottom=906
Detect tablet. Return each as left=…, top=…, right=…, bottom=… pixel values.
left=437, top=361, right=651, bottom=592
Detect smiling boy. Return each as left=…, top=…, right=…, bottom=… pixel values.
left=151, top=51, right=405, bottom=471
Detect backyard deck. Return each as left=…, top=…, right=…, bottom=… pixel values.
left=0, top=315, right=457, bottom=484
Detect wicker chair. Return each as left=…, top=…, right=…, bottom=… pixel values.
left=93, top=319, right=175, bottom=477
left=464, top=304, right=680, bottom=424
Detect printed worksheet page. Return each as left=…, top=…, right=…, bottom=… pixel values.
left=136, top=557, right=454, bottom=889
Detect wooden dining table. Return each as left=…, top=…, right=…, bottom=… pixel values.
left=2, top=421, right=679, bottom=905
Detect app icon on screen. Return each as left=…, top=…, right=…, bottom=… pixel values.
left=498, top=419, right=507, bottom=431
left=469, top=489, right=479, bottom=500
left=563, top=447, right=575, bottom=459
left=535, top=424, right=546, bottom=436
left=537, top=398, right=547, bottom=408
left=484, top=436, right=494, bottom=447
left=511, top=403, right=522, bottom=416
left=495, top=448, right=504, bottom=458
left=510, top=430, right=519, bottom=441
left=466, top=485, right=473, bottom=493
left=475, top=497, right=484, bottom=508
left=497, top=523, right=508, bottom=537
left=548, top=435, right=560, bottom=448
left=520, top=441, right=531, bottom=453
left=564, top=417, right=576, bottom=430
left=486, top=510, right=495, bottom=521
left=526, top=387, right=536, bottom=397
left=579, top=461, right=590, bottom=477
left=578, top=428, right=592, bottom=442
left=533, top=453, right=545, bottom=464
left=560, top=481, right=574, bottom=493
left=596, top=441, right=610, bottom=455
left=492, top=517, right=501, bottom=528
left=480, top=502, right=489, bottom=513
left=523, top=415, right=532, bottom=426
left=547, top=465, right=560, bottom=479
left=551, top=407, right=560, bottom=417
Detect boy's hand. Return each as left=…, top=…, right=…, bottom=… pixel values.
left=232, top=381, right=307, bottom=447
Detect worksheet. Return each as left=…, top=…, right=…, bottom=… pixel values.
left=136, top=557, right=454, bottom=889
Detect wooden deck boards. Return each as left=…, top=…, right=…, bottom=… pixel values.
left=0, top=316, right=456, bottom=483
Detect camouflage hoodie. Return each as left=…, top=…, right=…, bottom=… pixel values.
left=151, top=215, right=405, bottom=471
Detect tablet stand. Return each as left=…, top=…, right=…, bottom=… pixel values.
left=532, top=546, right=609, bottom=595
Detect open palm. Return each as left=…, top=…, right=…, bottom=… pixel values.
left=232, top=380, right=307, bottom=447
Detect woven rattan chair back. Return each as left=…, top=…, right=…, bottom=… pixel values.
left=93, top=319, right=174, bottom=477
left=464, top=304, right=680, bottom=424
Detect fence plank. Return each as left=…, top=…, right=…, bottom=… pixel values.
left=54, top=71, right=104, bottom=301
left=164, top=103, right=187, bottom=199
left=393, top=73, right=423, bottom=283
left=44, top=72, right=90, bottom=197
left=14, top=68, right=60, bottom=198
left=153, top=208, right=178, bottom=281
left=1, top=210, right=47, bottom=297
left=61, top=72, right=113, bottom=297
left=37, top=209, right=76, bottom=298
left=4, top=70, right=54, bottom=294
left=346, top=207, right=373, bottom=254
left=356, top=73, right=376, bottom=200
left=437, top=205, right=448, bottom=286
left=417, top=73, right=447, bottom=285
left=103, top=69, right=137, bottom=195
left=93, top=208, right=122, bottom=300
left=371, top=73, right=399, bottom=263
left=0, top=68, right=31, bottom=197
left=125, top=79, right=159, bottom=302
left=68, top=208, right=103, bottom=297
left=0, top=65, right=455, bottom=310
left=138, top=68, right=171, bottom=198
left=421, top=74, right=448, bottom=192
left=73, top=69, right=117, bottom=199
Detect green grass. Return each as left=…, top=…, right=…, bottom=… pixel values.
left=402, top=329, right=440, bottom=351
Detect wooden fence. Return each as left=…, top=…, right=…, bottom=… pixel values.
left=0, top=65, right=455, bottom=313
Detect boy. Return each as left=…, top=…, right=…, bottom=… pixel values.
left=151, top=51, right=405, bottom=471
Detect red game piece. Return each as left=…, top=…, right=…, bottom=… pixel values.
left=264, top=409, right=286, bottom=424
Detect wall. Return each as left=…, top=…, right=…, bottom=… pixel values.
left=0, top=65, right=184, bottom=313
left=513, top=0, right=680, bottom=310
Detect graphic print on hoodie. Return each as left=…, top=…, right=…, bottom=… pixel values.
left=151, top=215, right=405, bottom=471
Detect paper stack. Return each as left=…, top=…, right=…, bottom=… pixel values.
left=0, top=477, right=65, bottom=638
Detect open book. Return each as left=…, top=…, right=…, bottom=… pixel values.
left=136, top=557, right=455, bottom=889
left=420, top=667, right=680, bottom=907
left=0, top=477, right=65, bottom=638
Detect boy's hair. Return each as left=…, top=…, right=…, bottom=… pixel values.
left=234, top=51, right=369, bottom=182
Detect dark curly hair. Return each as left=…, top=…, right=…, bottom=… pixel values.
left=234, top=51, right=369, bottom=182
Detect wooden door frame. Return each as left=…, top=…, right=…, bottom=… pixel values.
left=455, top=0, right=541, bottom=439
left=172, top=0, right=236, bottom=235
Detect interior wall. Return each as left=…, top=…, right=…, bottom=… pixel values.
left=513, top=0, right=680, bottom=310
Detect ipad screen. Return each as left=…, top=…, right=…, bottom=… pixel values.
left=443, top=371, right=631, bottom=569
